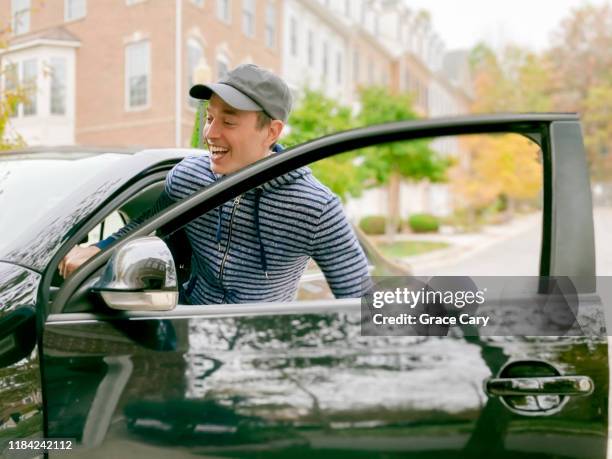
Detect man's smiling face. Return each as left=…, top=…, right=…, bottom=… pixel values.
left=204, top=94, right=272, bottom=175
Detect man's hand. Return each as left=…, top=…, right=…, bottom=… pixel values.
left=59, top=245, right=101, bottom=279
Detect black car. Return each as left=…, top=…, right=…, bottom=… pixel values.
left=0, top=114, right=607, bottom=458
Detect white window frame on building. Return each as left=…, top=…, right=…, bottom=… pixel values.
left=125, top=40, right=151, bottom=111
left=217, top=0, right=231, bottom=24
left=242, top=0, right=255, bottom=38
left=322, top=41, right=329, bottom=80
left=1, top=37, right=78, bottom=145
left=2, top=62, right=19, bottom=118
left=289, top=16, right=298, bottom=57
left=22, top=58, right=37, bottom=116
left=186, top=38, right=204, bottom=110
left=216, top=55, right=229, bottom=79
left=264, top=2, right=276, bottom=49
left=403, top=68, right=411, bottom=93
left=307, top=29, right=314, bottom=66
left=191, top=0, right=205, bottom=6
left=11, top=0, right=30, bottom=36
left=2, top=59, right=38, bottom=118
left=352, top=49, right=359, bottom=83
left=336, top=51, right=342, bottom=85
left=65, top=0, right=87, bottom=21
left=49, top=57, right=67, bottom=115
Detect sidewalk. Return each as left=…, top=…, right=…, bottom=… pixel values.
left=388, top=213, right=541, bottom=272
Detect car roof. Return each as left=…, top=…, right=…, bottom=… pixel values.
left=0, top=146, right=198, bottom=271
left=0, top=145, right=199, bottom=157
left=0, top=145, right=140, bottom=156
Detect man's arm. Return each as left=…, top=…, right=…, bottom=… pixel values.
left=309, top=196, right=371, bottom=298
left=94, top=190, right=175, bottom=249
left=59, top=190, right=175, bottom=278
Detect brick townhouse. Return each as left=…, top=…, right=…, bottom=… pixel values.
left=0, top=0, right=283, bottom=147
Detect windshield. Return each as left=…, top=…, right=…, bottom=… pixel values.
left=0, top=152, right=125, bottom=257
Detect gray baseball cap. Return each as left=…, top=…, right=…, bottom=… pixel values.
left=189, top=64, right=293, bottom=122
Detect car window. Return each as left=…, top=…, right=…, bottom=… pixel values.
left=305, top=133, right=543, bottom=278
left=86, top=211, right=126, bottom=244
left=49, top=177, right=169, bottom=292
left=142, top=134, right=541, bottom=304
left=172, top=132, right=543, bottom=304
left=69, top=180, right=168, bottom=249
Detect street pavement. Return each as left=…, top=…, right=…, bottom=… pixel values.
left=404, top=207, right=612, bottom=277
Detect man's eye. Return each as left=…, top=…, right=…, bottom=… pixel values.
left=224, top=120, right=236, bottom=126
left=206, top=117, right=213, bottom=123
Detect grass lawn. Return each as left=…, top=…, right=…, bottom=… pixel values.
left=376, top=240, right=450, bottom=259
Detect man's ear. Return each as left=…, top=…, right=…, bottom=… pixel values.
left=266, top=120, right=284, bottom=147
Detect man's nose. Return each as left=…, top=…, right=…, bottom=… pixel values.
left=205, top=119, right=220, bottom=139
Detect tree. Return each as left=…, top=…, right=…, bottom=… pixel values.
left=583, top=80, right=612, bottom=181
left=357, top=86, right=449, bottom=238
left=548, top=3, right=612, bottom=112
left=547, top=3, right=612, bottom=175
left=470, top=43, right=553, bottom=113
left=282, top=88, right=365, bottom=201
left=0, top=26, right=27, bottom=150
left=463, top=43, right=553, bottom=225
left=451, top=134, right=542, bottom=225
left=190, top=101, right=206, bottom=148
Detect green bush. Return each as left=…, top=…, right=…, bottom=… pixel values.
left=408, top=213, right=439, bottom=233
left=359, top=215, right=387, bottom=235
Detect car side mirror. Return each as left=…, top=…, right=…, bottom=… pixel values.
left=0, top=306, right=36, bottom=368
left=92, top=236, right=178, bottom=311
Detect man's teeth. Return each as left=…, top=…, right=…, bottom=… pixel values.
left=210, top=146, right=229, bottom=154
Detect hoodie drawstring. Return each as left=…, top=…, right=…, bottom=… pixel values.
left=253, top=188, right=269, bottom=278
left=216, top=207, right=222, bottom=251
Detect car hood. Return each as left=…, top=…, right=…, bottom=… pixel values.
left=0, top=262, right=40, bottom=312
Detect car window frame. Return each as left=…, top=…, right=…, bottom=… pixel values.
left=48, top=114, right=580, bottom=317
left=42, top=167, right=177, bottom=314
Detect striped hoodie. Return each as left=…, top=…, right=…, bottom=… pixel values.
left=98, top=152, right=370, bottom=304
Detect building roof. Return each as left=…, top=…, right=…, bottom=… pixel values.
left=9, top=26, right=81, bottom=47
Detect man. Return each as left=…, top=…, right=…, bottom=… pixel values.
left=59, top=64, right=370, bottom=304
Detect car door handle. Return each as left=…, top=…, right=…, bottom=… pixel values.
left=486, top=376, right=593, bottom=397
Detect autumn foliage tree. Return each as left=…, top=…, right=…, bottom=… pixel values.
left=548, top=3, right=612, bottom=179
left=0, top=25, right=27, bottom=150
left=583, top=79, right=612, bottom=180
left=470, top=43, right=553, bottom=113
left=456, top=44, right=551, bottom=224
left=451, top=134, right=542, bottom=224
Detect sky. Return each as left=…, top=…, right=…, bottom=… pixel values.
left=404, top=0, right=610, bottom=52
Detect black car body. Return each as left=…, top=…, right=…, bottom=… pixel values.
left=0, top=114, right=607, bottom=458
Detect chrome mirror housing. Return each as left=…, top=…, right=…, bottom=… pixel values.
left=93, top=236, right=178, bottom=311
